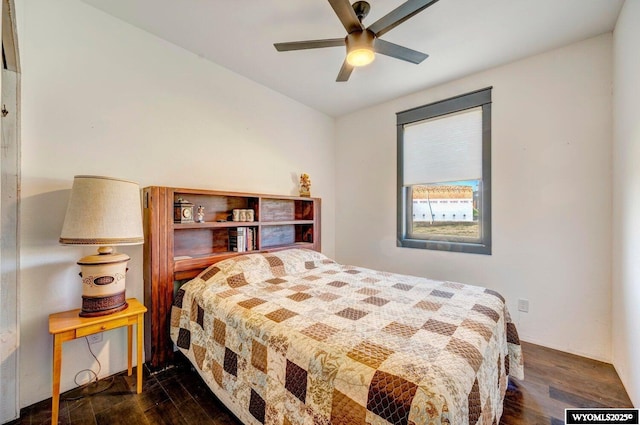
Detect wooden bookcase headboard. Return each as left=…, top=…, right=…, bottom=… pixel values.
left=142, top=186, right=321, bottom=368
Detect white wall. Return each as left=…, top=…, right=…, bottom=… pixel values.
left=335, top=34, right=613, bottom=362
left=16, top=0, right=335, bottom=408
left=612, top=0, right=640, bottom=407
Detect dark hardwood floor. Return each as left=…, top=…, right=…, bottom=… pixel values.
left=10, top=342, right=633, bottom=425
left=501, top=343, right=633, bottom=424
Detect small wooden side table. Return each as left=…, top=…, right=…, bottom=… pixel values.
left=48, top=298, right=147, bottom=424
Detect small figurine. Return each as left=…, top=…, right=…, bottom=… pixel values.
left=195, top=205, right=205, bottom=223
left=299, top=173, right=311, bottom=197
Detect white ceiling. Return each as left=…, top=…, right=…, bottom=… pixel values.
left=81, top=0, right=623, bottom=117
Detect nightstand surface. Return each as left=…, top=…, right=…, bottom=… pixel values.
left=49, top=297, right=146, bottom=333
left=48, top=297, right=147, bottom=424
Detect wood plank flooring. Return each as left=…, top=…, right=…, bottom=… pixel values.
left=9, top=342, right=633, bottom=425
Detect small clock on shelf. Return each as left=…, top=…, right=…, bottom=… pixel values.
left=174, top=197, right=194, bottom=223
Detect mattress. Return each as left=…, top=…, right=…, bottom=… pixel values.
left=170, top=249, right=523, bottom=425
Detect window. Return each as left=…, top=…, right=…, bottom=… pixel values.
left=397, top=87, right=492, bottom=254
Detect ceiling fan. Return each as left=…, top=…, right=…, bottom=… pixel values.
left=274, top=0, right=440, bottom=82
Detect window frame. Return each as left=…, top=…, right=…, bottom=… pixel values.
left=396, top=87, right=492, bottom=255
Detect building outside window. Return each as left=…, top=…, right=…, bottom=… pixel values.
left=397, top=87, right=492, bottom=254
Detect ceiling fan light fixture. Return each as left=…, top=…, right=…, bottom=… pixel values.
left=347, top=48, right=375, bottom=67
left=346, top=30, right=376, bottom=67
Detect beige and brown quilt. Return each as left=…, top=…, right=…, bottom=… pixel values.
left=170, top=249, right=523, bottom=425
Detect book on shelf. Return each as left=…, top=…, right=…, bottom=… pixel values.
left=228, top=227, right=245, bottom=252
left=247, top=227, right=255, bottom=252
left=228, top=227, right=257, bottom=252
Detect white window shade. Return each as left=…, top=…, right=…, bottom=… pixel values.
left=403, top=107, right=482, bottom=186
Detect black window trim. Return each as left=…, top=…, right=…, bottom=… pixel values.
left=396, top=87, right=492, bottom=255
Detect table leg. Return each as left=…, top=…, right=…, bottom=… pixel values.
left=127, top=324, right=133, bottom=376
left=136, top=313, right=144, bottom=394
left=52, top=334, right=62, bottom=424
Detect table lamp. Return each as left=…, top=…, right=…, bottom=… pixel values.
left=59, top=175, right=144, bottom=317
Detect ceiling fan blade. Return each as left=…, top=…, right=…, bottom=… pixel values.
left=336, top=60, right=354, bottom=82
left=274, top=38, right=345, bottom=51
left=367, top=0, right=440, bottom=38
left=374, top=39, right=428, bottom=64
left=328, top=0, right=364, bottom=34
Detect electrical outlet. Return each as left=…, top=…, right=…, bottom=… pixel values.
left=87, top=333, right=103, bottom=344
left=518, top=299, right=529, bottom=313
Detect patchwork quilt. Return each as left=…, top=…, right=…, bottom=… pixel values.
left=170, top=249, right=523, bottom=425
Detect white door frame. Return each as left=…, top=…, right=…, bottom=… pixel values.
left=0, top=0, right=20, bottom=422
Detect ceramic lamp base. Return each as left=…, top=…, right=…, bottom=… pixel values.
left=77, top=249, right=130, bottom=317
left=80, top=292, right=128, bottom=317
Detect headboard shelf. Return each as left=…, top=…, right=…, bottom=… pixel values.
left=173, top=252, right=238, bottom=273
left=174, top=221, right=255, bottom=229
left=143, top=186, right=321, bottom=368
left=261, top=220, right=315, bottom=225
left=261, top=241, right=315, bottom=251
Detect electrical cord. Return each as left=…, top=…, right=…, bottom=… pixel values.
left=61, top=337, right=115, bottom=401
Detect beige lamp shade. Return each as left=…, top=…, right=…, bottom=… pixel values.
left=59, top=175, right=143, bottom=246
left=60, top=175, right=143, bottom=317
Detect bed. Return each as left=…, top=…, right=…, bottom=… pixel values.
left=169, top=248, right=523, bottom=425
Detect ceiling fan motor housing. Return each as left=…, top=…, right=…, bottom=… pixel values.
left=345, top=30, right=376, bottom=66
left=346, top=29, right=375, bottom=49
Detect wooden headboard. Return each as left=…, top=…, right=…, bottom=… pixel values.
left=142, top=186, right=321, bottom=368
